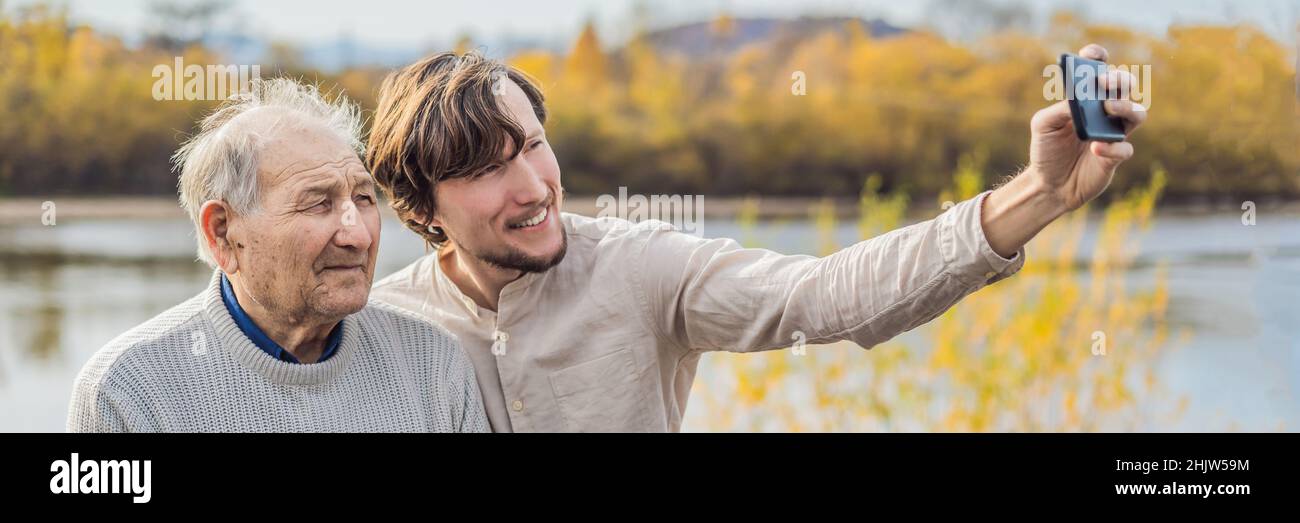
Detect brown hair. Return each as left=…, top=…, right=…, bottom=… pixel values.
left=366, top=51, right=547, bottom=246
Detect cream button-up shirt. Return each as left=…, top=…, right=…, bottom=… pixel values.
left=371, top=191, right=1023, bottom=432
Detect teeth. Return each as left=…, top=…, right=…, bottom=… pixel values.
left=511, top=208, right=547, bottom=229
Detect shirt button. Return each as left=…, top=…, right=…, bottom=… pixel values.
left=495, top=330, right=510, bottom=342
left=512, top=400, right=524, bottom=411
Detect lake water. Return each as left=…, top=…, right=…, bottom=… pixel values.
left=1, top=211, right=1296, bottom=432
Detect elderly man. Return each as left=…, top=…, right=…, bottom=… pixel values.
left=365, top=44, right=1146, bottom=432
left=67, top=78, right=488, bottom=432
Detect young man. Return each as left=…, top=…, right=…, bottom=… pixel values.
left=367, top=45, right=1146, bottom=432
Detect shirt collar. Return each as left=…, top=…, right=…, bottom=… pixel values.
left=432, top=240, right=546, bottom=316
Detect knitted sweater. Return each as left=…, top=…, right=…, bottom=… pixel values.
left=67, top=271, right=489, bottom=433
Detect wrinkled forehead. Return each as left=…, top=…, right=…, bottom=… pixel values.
left=233, top=107, right=367, bottom=189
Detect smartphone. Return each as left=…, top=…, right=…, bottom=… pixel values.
left=1060, top=53, right=1127, bottom=143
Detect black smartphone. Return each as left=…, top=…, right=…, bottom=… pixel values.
left=1060, top=53, right=1127, bottom=143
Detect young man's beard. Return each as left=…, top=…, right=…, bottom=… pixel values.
left=463, top=228, right=569, bottom=274
left=445, top=187, right=568, bottom=274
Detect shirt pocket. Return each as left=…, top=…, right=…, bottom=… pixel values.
left=548, top=347, right=663, bottom=432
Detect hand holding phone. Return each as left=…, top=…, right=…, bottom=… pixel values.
left=1060, top=53, right=1127, bottom=143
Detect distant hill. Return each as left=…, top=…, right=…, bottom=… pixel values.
left=204, top=32, right=435, bottom=72
left=201, top=16, right=908, bottom=72
left=638, top=16, right=908, bottom=58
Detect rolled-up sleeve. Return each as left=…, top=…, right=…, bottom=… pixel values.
left=636, top=190, right=1025, bottom=354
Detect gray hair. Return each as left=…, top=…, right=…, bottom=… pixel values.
left=173, top=78, right=363, bottom=267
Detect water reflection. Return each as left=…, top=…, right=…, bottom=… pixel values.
left=1, top=212, right=1297, bottom=432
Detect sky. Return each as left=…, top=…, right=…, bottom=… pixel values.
left=7, top=0, right=1298, bottom=51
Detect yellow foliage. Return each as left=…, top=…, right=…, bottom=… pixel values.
left=691, top=162, right=1185, bottom=432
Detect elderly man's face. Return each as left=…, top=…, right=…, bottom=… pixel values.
left=225, top=111, right=380, bottom=321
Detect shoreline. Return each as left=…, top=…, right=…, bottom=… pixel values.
left=3, top=195, right=1300, bottom=225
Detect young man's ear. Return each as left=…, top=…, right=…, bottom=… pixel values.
left=424, top=211, right=443, bottom=230
left=199, top=200, right=239, bottom=274
left=405, top=210, right=442, bottom=234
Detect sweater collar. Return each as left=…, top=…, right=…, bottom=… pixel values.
left=201, top=271, right=359, bottom=385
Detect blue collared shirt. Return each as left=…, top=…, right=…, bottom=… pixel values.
left=220, top=274, right=342, bottom=364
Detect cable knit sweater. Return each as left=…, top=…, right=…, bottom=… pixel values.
left=67, top=271, right=489, bottom=433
